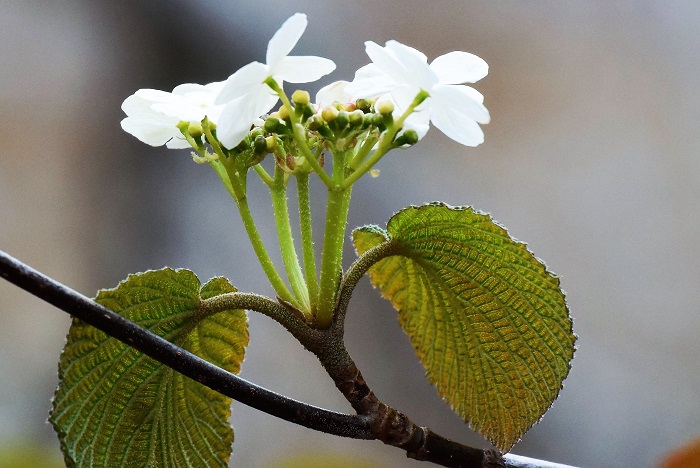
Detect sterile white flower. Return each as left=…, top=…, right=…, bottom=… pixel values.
left=346, top=40, right=490, bottom=146
left=121, top=81, right=224, bottom=149
left=215, top=13, right=336, bottom=149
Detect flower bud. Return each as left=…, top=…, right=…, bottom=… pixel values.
left=348, top=109, right=364, bottom=127
left=250, top=127, right=264, bottom=139
left=265, top=135, right=276, bottom=152
left=355, top=98, right=372, bottom=113
left=291, top=90, right=310, bottom=106
left=402, top=129, right=419, bottom=145
left=278, top=105, right=290, bottom=121
left=253, top=135, right=267, bottom=154
left=187, top=122, right=203, bottom=139
left=370, top=114, right=385, bottom=127
left=321, top=105, right=339, bottom=122
left=376, top=100, right=394, bottom=115
left=335, top=110, right=349, bottom=129
left=307, top=114, right=325, bottom=131
left=264, top=116, right=283, bottom=133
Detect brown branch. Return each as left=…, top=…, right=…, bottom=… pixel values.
left=0, top=249, right=576, bottom=468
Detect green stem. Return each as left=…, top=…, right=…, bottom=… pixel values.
left=316, top=151, right=352, bottom=328
left=253, top=163, right=274, bottom=187
left=347, top=133, right=378, bottom=171
left=235, top=194, right=299, bottom=309
left=271, top=166, right=311, bottom=314
left=297, top=171, right=319, bottom=312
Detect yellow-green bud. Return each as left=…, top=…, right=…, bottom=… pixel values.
left=278, top=105, right=290, bottom=121
left=376, top=100, right=394, bottom=115
left=321, top=105, right=339, bottom=122
left=187, top=122, right=203, bottom=139
left=265, top=135, right=276, bottom=152
left=291, top=90, right=310, bottom=106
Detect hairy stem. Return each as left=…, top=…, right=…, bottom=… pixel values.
left=270, top=166, right=310, bottom=314
left=316, top=151, right=352, bottom=327
left=297, top=171, right=319, bottom=313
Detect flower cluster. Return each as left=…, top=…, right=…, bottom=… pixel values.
left=121, top=12, right=490, bottom=161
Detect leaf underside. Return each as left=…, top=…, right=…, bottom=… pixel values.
left=50, top=268, right=248, bottom=467
left=353, top=203, right=575, bottom=452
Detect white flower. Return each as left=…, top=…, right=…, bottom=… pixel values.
left=346, top=40, right=490, bottom=146
left=121, top=81, right=224, bottom=149
left=215, top=13, right=336, bottom=149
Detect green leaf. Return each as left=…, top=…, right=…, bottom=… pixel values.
left=353, top=203, right=575, bottom=452
left=50, top=268, right=248, bottom=467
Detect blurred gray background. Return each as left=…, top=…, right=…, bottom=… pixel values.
left=1, top=1, right=699, bottom=467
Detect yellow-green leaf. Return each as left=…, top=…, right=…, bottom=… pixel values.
left=353, top=203, right=575, bottom=452
left=50, top=268, right=248, bottom=467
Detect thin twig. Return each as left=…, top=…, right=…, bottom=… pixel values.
left=0, top=249, right=577, bottom=468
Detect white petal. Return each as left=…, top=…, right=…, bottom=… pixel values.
left=131, top=88, right=176, bottom=104
left=172, top=83, right=208, bottom=95
left=316, top=81, right=352, bottom=107
left=274, top=56, right=336, bottom=83
left=121, top=93, right=183, bottom=146
left=429, top=87, right=488, bottom=146
left=384, top=40, right=436, bottom=88
left=345, top=77, right=396, bottom=99
left=121, top=115, right=180, bottom=147
left=354, top=63, right=383, bottom=80
left=216, top=100, right=252, bottom=149
left=364, top=41, right=410, bottom=85
left=431, top=85, right=490, bottom=123
left=266, top=13, right=307, bottom=68
left=216, top=91, right=278, bottom=149
left=215, top=61, right=268, bottom=104
left=389, top=84, right=425, bottom=112
left=432, top=110, right=484, bottom=146
left=165, top=135, right=192, bottom=149
left=152, top=95, right=205, bottom=121
left=430, top=51, right=488, bottom=84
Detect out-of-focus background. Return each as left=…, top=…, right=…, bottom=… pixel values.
left=1, top=1, right=699, bottom=467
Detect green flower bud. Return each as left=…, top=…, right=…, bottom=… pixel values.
left=371, top=114, right=385, bottom=127
left=402, top=129, right=419, bottom=145
left=250, top=127, right=264, bottom=139
left=308, top=114, right=325, bottom=131
left=321, top=106, right=339, bottom=122
left=348, top=109, right=364, bottom=127
left=291, top=90, right=310, bottom=106
left=335, top=110, right=349, bottom=129
left=253, top=135, right=267, bottom=154
left=355, top=98, right=372, bottom=113
left=376, top=100, right=394, bottom=115
left=264, top=116, right=282, bottom=133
